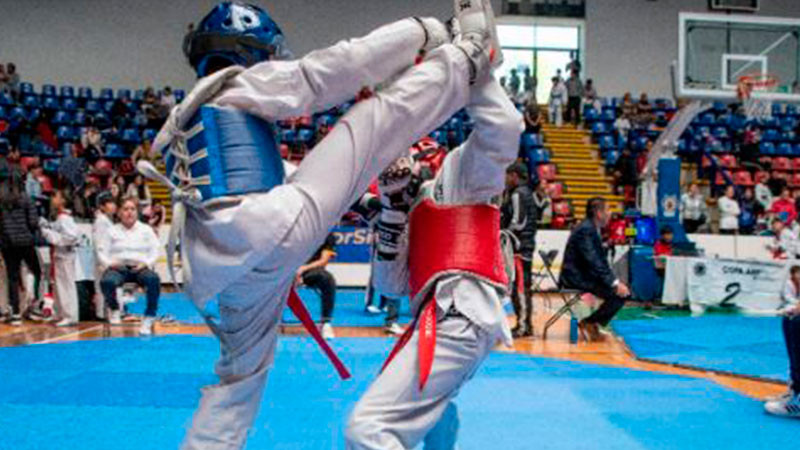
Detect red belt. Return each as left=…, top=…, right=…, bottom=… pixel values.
left=514, top=255, right=524, bottom=296
left=380, top=294, right=437, bottom=391
left=287, top=288, right=351, bottom=380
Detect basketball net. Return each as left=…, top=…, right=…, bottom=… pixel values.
left=738, top=74, right=778, bottom=120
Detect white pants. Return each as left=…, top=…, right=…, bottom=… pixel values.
left=53, top=253, right=78, bottom=323
left=181, top=23, right=472, bottom=450
left=346, top=314, right=495, bottom=449
left=549, top=103, right=563, bottom=126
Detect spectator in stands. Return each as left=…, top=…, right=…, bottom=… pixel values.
left=97, top=197, right=161, bottom=335
left=533, top=179, right=553, bottom=227
left=295, top=233, right=337, bottom=340
left=766, top=218, right=796, bottom=260
left=5, top=63, right=19, bottom=99
left=24, top=164, right=43, bottom=201
left=564, top=70, right=584, bottom=125
left=109, top=182, right=122, bottom=205
left=524, top=101, right=544, bottom=134
left=635, top=93, right=654, bottom=127
left=132, top=139, right=158, bottom=164
left=583, top=79, right=600, bottom=112
left=0, top=147, right=24, bottom=191
left=718, top=185, right=741, bottom=235
left=148, top=202, right=166, bottom=234
left=502, top=162, right=537, bottom=338
left=508, top=68, right=521, bottom=101
left=560, top=197, right=630, bottom=341
left=92, top=192, right=117, bottom=320
left=39, top=190, right=80, bottom=327
left=739, top=125, right=760, bottom=164
left=771, top=187, right=798, bottom=225
left=756, top=175, right=773, bottom=210
left=0, top=177, right=42, bottom=326
left=161, top=86, right=177, bottom=110
left=769, top=172, right=789, bottom=197
left=0, top=64, right=8, bottom=93
left=111, top=97, right=132, bottom=128
left=548, top=77, right=567, bottom=127
left=522, top=67, right=536, bottom=103
left=125, top=174, right=152, bottom=210
left=619, top=92, right=636, bottom=119
left=81, top=122, right=104, bottom=159
left=59, top=144, right=87, bottom=192
left=738, top=187, right=762, bottom=235
left=764, top=265, right=800, bottom=418
left=614, top=111, right=632, bottom=139
left=613, top=147, right=638, bottom=197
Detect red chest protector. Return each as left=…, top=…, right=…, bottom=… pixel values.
left=407, top=199, right=509, bottom=301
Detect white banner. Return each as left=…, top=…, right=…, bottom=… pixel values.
left=687, top=257, right=789, bottom=314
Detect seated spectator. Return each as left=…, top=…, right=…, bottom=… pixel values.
left=109, top=182, right=122, bottom=205
left=125, top=174, right=152, bottom=210
left=771, top=187, right=797, bottom=225
left=111, top=97, right=132, bottom=128
left=635, top=93, right=654, bottom=127
left=97, top=197, right=161, bottom=335
left=565, top=70, right=584, bottom=125
left=764, top=265, right=800, bottom=418
left=132, top=139, right=158, bottom=164
left=738, top=187, right=762, bottom=235
left=39, top=190, right=80, bottom=327
left=769, top=172, right=789, bottom=197
left=5, top=63, right=19, bottom=99
left=295, top=233, right=337, bottom=340
left=614, top=113, right=632, bottom=138
left=619, top=92, right=636, bottom=118
left=718, top=185, right=741, bottom=235
left=59, top=144, right=88, bottom=192
left=80, top=123, right=104, bottom=162
left=559, top=197, right=631, bottom=341
left=533, top=180, right=553, bottom=227
left=548, top=77, right=567, bottom=127
left=766, top=219, right=796, bottom=259
left=147, top=202, right=166, bottom=234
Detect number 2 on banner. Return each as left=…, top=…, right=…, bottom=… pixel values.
left=721, top=282, right=741, bottom=307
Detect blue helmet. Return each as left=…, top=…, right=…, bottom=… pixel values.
left=185, top=1, right=290, bottom=77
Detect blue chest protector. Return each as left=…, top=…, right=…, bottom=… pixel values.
left=164, top=105, right=285, bottom=202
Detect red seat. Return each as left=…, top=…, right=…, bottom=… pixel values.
left=279, top=144, right=290, bottom=159
left=715, top=172, right=727, bottom=185
left=772, top=157, right=791, bottom=171
left=791, top=173, right=800, bottom=188
left=792, top=158, right=800, bottom=171
left=754, top=171, right=770, bottom=184
left=717, top=154, right=737, bottom=169
left=552, top=199, right=571, bottom=216
left=537, top=164, right=557, bottom=182
left=734, top=170, right=754, bottom=186
left=547, top=182, right=564, bottom=200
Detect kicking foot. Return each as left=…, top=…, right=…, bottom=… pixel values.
left=321, top=322, right=335, bottom=340
left=452, top=0, right=502, bottom=77
left=139, top=317, right=155, bottom=336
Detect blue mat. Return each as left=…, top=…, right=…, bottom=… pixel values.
left=0, top=335, right=796, bottom=449
left=127, top=288, right=416, bottom=327
left=614, top=316, right=789, bottom=381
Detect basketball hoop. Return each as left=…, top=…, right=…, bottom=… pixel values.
left=738, top=73, right=779, bottom=120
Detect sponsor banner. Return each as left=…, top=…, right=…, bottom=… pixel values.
left=687, top=257, right=789, bottom=313
left=330, top=226, right=374, bottom=264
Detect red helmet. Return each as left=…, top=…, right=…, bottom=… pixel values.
left=409, top=137, right=446, bottom=179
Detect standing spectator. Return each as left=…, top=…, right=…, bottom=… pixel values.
left=764, top=265, right=800, bottom=418
left=560, top=198, right=631, bottom=341
left=681, top=182, right=708, bottom=233
left=583, top=79, right=600, bottom=112
left=39, top=190, right=80, bottom=327
left=295, top=233, right=338, bottom=340
left=5, top=63, right=19, bottom=99
left=92, top=192, right=117, bottom=320
left=771, top=187, right=798, bottom=225
left=564, top=70, right=584, bottom=125
left=97, top=197, right=161, bottom=335
left=613, top=147, right=639, bottom=197
left=738, top=187, right=762, bottom=235
left=25, top=164, right=43, bottom=200
left=522, top=67, right=536, bottom=103
left=502, top=163, right=537, bottom=338
left=718, top=185, right=741, bottom=235
left=739, top=125, right=760, bottom=164
left=548, top=77, right=567, bottom=127
left=566, top=58, right=581, bottom=75
left=59, top=144, right=88, bottom=192
left=507, top=68, right=521, bottom=101
left=125, top=174, right=152, bottom=210
left=0, top=147, right=25, bottom=191
left=0, top=180, right=42, bottom=325
left=635, top=93, right=654, bottom=127
left=766, top=219, right=796, bottom=260
left=756, top=175, right=774, bottom=211
left=523, top=101, right=544, bottom=135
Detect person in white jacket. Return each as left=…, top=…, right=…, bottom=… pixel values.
left=92, top=192, right=117, bottom=319
left=717, top=185, right=741, bottom=235
left=548, top=76, right=567, bottom=127
left=96, top=197, right=161, bottom=335
left=39, top=190, right=81, bottom=327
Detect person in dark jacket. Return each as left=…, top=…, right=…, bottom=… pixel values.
left=0, top=178, right=42, bottom=325
left=559, top=197, right=630, bottom=341
left=502, top=162, right=538, bottom=337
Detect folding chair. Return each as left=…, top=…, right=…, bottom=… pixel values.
left=536, top=249, right=584, bottom=340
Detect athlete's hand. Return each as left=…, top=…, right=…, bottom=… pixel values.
left=379, top=155, right=413, bottom=195
left=784, top=304, right=800, bottom=318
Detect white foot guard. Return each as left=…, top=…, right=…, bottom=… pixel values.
left=453, top=0, right=500, bottom=83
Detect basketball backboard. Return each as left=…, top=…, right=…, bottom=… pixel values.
left=678, top=12, right=800, bottom=102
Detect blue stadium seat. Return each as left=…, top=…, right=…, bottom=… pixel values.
left=10, top=106, right=27, bottom=121
left=433, top=129, right=448, bottom=146
left=762, top=117, right=779, bottom=129
left=19, top=82, right=34, bottom=96
left=712, top=126, right=729, bottom=140
left=296, top=128, right=315, bottom=144
left=762, top=129, right=780, bottom=142
left=598, top=135, right=616, bottom=150
left=102, top=100, right=115, bottom=114
left=781, top=131, right=796, bottom=142
left=134, top=90, right=145, bottom=102
left=0, top=92, right=14, bottom=106
left=778, top=142, right=794, bottom=156
left=42, top=158, right=62, bottom=173
left=699, top=113, right=715, bottom=125
left=85, top=100, right=99, bottom=113
left=27, top=108, right=41, bottom=122
left=780, top=117, right=796, bottom=131
left=142, top=128, right=157, bottom=143
left=77, top=86, right=93, bottom=100
left=787, top=104, right=798, bottom=117
left=280, top=129, right=296, bottom=144
left=99, top=88, right=114, bottom=101
left=0, top=106, right=6, bottom=121
left=56, top=126, right=76, bottom=142
left=41, top=84, right=57, bottom=98
left=76, top=126, right=89, bottom=138
left=772, top=103, right=784, bottom=117
left=52, top=111, right=72, bottom=126
left=42, top=97, right=60, bottom=110
left=61, top=98, right=78, bottom=111
left=22, top=95, right=40, bottom=109
left=760, top=141, right=776, bottom=155
left=73, top=111, right=88, bottom=126
left=93, top=112, right=111, bottom=128
left=121, top=128, right=141, bottom=144
left=316, top=114, right=336, bottom=128
left=794, top=143, right=800, bottom=156
left=60, top=86, right=75, bottom=98
left=600, top=109, right=616, bottom=122
left=116, top=89, right=132, bottom=100
left=677, top=139, right=688, bottom=154
left=605, top=150, right=621, bottom=167
left=633, top=136, right=650, bottom=151
left=655, top=112, right=668, bottom=127
left=583, top=107, right=600, bottom=123
left=174, top=89, right=185, bottom=103
left=591, top=122, right=607, bottom=135
left=712, top=101, right=726, bottom=114
left=728, top=114, right=748, bottom=131
left=104, top=143, right=128, bottom=159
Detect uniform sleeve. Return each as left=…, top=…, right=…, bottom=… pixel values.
left=438, top=76, right=523, bottom=204
left=96, top=226, right=113, bottom=269
left=41, top=216, right=80, bottom=248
